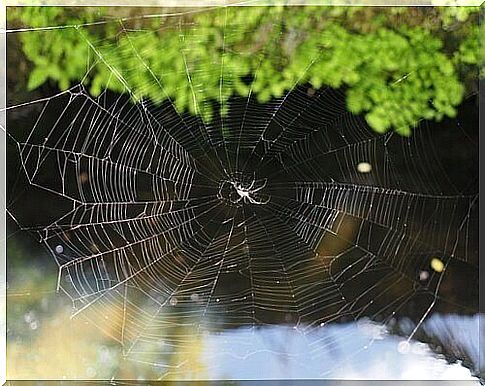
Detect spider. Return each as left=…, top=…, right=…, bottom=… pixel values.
left=219, top=178, right=270, bottom=205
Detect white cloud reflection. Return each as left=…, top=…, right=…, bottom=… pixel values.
left=201, top=315, right=480, bottom=381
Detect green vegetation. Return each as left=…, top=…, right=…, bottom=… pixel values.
left=9, top=6, right=482, bottom=135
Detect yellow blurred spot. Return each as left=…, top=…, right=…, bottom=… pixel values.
left=357, top=162, right=372, bottom=173
left=430, top=257, right=444, bottom=273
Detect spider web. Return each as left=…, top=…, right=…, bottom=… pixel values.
left=6, top=7, right=479, bottom=379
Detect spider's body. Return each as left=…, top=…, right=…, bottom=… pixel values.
left=231, top=179, right=269, bottom=205
left=218, top=178, right=270, bottom=206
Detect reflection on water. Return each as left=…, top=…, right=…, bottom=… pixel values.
left=421, top=314, right=483, bottom=377
left=200, top=318, right=479, bottom=381
left=6, top=238, right=482, bottom=381
left=7, top=274, right=481, bottom=381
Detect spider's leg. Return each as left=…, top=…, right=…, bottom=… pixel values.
left=249, top=194, right=270, bottom=205
left=252, top=179, right=267, bottom=193
left=217, top=183, right=225, bottom=199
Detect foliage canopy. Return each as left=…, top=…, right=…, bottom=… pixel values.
left=9, top=6, right=482, bottom=135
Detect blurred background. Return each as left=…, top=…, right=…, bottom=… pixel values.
left=5, top=5, right=482, bottom=381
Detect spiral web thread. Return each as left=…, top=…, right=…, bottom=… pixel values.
left=6, top=8, right=478, bottom=378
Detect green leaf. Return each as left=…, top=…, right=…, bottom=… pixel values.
left=366, top=110, right=391, bottom=134
left=27, top=67, right=49, bottom=90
